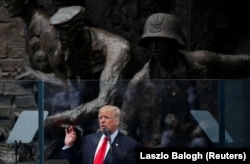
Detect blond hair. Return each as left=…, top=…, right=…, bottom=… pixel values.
left=99, top=105, right=120, bottom=121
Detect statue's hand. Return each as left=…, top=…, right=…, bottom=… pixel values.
left=15, top=66, right=42, bottom=80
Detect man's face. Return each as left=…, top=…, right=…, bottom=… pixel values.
left=98, top=110, right=119, bottom=134
left=5, top=0, right=27, bottom=17
left=55, top=23, right=77, bottom=48
left=28, top=37, right=52, bottom=73
left=148, top=38, right=171, bottom=58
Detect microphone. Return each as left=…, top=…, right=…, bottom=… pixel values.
left=103, top=127, right=111, bottom=138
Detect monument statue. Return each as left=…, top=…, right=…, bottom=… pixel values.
left=45, top=5, right=131, bottom=128
left=119, top=13, right=250, bottom=147
left=5, top=1, right=131, bottom=127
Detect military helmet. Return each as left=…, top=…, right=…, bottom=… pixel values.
left=138, top=13, right=185, bottom=48
left=49, top=6, right=85, bottom=25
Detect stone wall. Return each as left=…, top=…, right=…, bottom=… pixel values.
left=0, top=6, right=28, bottom=80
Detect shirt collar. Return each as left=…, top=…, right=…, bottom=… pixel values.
left=110, top=129, right=118, bottom=143
left=101, top=129, right=118, bottom=143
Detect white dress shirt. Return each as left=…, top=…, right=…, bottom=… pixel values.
left=94, top=129, right=118, bottom=158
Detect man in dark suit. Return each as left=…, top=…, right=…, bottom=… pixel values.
left=59, top=105, right=138, bottom=164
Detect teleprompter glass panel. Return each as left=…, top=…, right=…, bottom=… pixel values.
left=7, top=110, right=48, bottom=144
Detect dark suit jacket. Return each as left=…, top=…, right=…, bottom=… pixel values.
left=59, top=131, right=138, bottom=164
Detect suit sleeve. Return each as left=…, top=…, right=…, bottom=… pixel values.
left=58, top=144, right=82, bottom=164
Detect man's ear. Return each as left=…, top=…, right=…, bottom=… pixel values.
left=115, top=119, right=120, bottom=126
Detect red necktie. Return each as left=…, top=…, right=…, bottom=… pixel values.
left=94, top=136, right=109, bottom=164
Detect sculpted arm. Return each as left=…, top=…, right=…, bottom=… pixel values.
left=218, top=53, right=250, bottom=71
left=97, top=31, right=131, bottom=102
left=183, top=50, right=250, bottom=77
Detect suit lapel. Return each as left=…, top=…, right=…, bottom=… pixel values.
left=88, top=132, right=102, bottom=163
left=103, top=132, right=122, bottom=164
